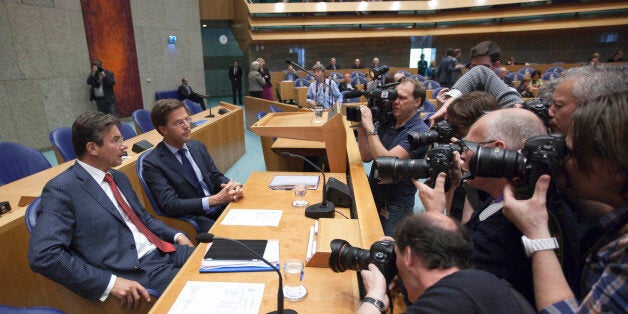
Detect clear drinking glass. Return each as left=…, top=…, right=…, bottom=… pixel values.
left=292, top=182, right=308, bottom=207
left=283, top=259, right=307, bottom=302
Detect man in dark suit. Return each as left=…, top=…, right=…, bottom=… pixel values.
left=178, top=77, right=208, bottom=110
left=28, top=112, right=194, bottom=308
left=228, top=61, right=243, bottom=105
left=87, top=59, right=116, bottom=115
left=326, top=57, right=341, bottom=70
left=142, top=99, right=244, bottom=232
left=338, top=73, right=356, bottom=92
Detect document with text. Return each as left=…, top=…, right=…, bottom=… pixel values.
left=168, top=281, right=264, bottom=314
left=221, top=209, right=283, bottom=227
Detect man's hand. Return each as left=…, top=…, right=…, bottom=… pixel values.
left=429, top=96, right=454, bottom=128
left=110, top=277, right=150, bottom=309
left=175, top=234, right=194, bottom=247
left=360, top=264, right=390, bottom=309
left=210, top=180, right=244, bottom=205
left=414, top=173, right=447, bottom=214
left=359, top=105, right=375, bottom=131
left=502, top=175, right=552, bottom=239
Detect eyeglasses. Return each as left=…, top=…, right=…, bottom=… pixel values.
left=112, top=137, right=125, bottom=146
left=173, top=117, right=192, bottom=128
left=460, top=138, right=496, bottom=153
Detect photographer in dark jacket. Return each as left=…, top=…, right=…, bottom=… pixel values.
left=87, top=59, right=116, bottom=115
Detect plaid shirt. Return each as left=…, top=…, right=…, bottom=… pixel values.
left=541, top=204, right=627, bottom=314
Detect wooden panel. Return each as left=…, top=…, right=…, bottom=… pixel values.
left=244, top=96, right=305, bottom=130
left=149, top=172, right=358, bottom=313
left=199, top=0, right=233, bottom=20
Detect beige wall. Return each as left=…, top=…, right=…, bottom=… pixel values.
left=0, top=0, right=206, bottom=150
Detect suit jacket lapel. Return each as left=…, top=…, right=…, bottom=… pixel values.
left=156, top=142, right=199, bottom=189
left=72, top=163, right=125, bottom=223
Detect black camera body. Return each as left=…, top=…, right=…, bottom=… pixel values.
left=369, top=65, right=389, bottom=80
left=469, top=134, right=566, bottom=199
left=407, top=120, right=456, bottom=150
left=522, top=98, right=550, bottom=127
left=329, top=239, right=397, bottom=284
left=373, top=144, right=462, bottom=191
left=97, top=66, right=104, bottom=73
left=346, top=87, right=397, bottom=126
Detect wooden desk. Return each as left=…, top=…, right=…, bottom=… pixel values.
left=0, top=103, right=245, bottom=313
left=149, top=171, right=359, bottom=313
left=244, top=96, right=305, bottom=130
left=279, top=80, right=296, bottom=102
left=295, top=86, right=309, bottom=107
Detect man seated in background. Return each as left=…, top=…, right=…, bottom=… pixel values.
left=178, top=77, right=208, bottom=110
left=29, top=112, right=194, bottom=308
left=142, top=99, right=244, bottom=232
left=352, top=58, right=362, bottom=69
left=497, top=67, right=513, bottom=87
left=358, top=213, right=534, bottom=313
left=283, top=65, right=298, bottom=81
left=338, top=73, right=356, bottom=92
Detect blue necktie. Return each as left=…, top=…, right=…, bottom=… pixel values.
left=178, top=149, right=204, bottom=196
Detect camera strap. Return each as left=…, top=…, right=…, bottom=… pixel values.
left=478, top=196, right=504, bottom=222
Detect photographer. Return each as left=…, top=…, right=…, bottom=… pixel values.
left=305, top=64, right=343, bottom=109
left=358, top=212, right=533, bottom=313
left=87, top=59, right=116, bottom=115
left=415, top=108, right=580, bottom=306
left=357, top=78, right=430, bottom=236
left=503, top=92, right=627, bottom=312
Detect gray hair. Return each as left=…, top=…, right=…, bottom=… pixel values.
left=482, top=108, right=547, bottom=149
left=557, top=64, right=627, bottom=106
left=537, top=79, right=559, bottom=104
left=250, top=61, right=260, bottom=71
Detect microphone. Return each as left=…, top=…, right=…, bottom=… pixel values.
left=196, top=233, right=297, bottom=314
left=279, top=152, right=335, bottom=219
left=206, top=104, right=214, bottom=118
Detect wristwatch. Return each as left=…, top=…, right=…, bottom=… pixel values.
left=521, top=235, right=559, bottom=257
left=367, top=128, right=378, bottom=136
left=362, top=297, right=385, bottom=313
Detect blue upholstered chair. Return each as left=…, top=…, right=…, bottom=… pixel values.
left=542, top=72, right=558, bottom=81
left=421, top=99, right=437, bottom=113
left=546, top=66, right=564, bottom=74
left=305, top=74, right=315, bottom=82
left=506, top=72, right=524, bottom=82
left=410, top=74, right=425, bottom=82
left=155, top=90, right=181, bottom=101
left=269, top=105, right=284, bottom=113
left=329, top=72, right=343, bottom=83
left=183, top=99, right=203, bottom=115
left=294, top=78, right=310, bottom=87
left=132, top=109, right=154, bottom=134
left=518, top=67, right=536, bottom=76
left=351, top=71, right=365, bottom=78
left=118, top=122, right=137, bottom=140
left=432, top=87, right=444, bottom=100
left=0, top=142, right=52, bottom=185
left=0, top=305, right=65, bottom=314
left=423, top=80, right=441, bottom=90
left=49, top=127, right=76, bottom=162
left=256, top=111, right=268, bottom=121
left=351, top=76, right=367, bottom=86
left=24, top=195, right=161, bottom=298
left=397, top=70, right=411, bottom=77
left=136, top=151, right=201, bottom=235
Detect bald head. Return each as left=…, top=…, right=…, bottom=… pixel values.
left=471, top=108, right=546, bottom=150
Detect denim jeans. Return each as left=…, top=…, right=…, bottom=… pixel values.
left=379, top=203, right=413, bottom=236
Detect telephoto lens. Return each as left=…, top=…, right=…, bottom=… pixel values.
left=373, top=156, right=430, bottom=184
left=329, top=239, right=398, bottom=284
left=468, top=147, right=526, bottom=179
left=407, top=120, right=456, bottom=150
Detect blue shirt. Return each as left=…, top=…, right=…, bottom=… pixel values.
left=368, top=112, right=429, bottom=208
left=306, top=78, right=343, bottom=109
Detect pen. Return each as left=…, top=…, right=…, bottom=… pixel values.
left=314, top=221, right=319, bottom=235
left=306, top=225, right=314, bottom=261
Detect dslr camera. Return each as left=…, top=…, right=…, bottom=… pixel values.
left=407, top=120, right=457, bottom=150
left=373, top=143, right=463, bottom=192
left=329, top=239, right=397, bottom=284
left=468, top=133, right=566, bottom=199
left=522, top=98, right=550, bottom=127
left=346, top=66, right=397, bottom=127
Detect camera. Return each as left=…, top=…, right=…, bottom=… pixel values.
left=373, top=144, right=463, bottom=191
left=329, top=239, right=397, bottom=284
left=407, top=120, right=456, bottom=150
left=522, top=98, right=550, bottom=127
left=346, top=86, right=397, bottom=126
left=468, top=133, right=566, bottom=199
left=369, top=65, right=389, bottom=80
left=97, top=66, right=104, bottom=73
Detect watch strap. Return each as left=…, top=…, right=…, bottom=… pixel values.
left=367, top=128, right=378, bottom=135
left=521, top=235, right=559, bottom=257
left=362, top=296, right=385, bottom=313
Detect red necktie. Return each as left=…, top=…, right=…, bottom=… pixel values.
left=104, top=173, right=175, bottom=253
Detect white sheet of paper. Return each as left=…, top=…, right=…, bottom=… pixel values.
left=168, top=281, right=264, bottom=314
left=221, top=209, right=283, bottom=227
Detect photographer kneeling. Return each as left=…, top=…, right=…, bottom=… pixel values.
left=358, top=212, right=533, bottom=313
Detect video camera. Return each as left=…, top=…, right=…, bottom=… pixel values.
left=345, top=66, right=397, bottom=127
left=329, top=239, right=397, bottom=285
left=407, top=120, right=457, bottom=150
left=468, top=133, right=566, bottom=199
left=522, top=98, right=550, bottom=127
left=373, top=143, right=463, bottom=192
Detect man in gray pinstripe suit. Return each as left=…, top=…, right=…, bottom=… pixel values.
left=28, top=112, right=194, bottom=308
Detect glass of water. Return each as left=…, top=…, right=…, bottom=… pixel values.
left=283, top=259, right=307, bottom=302
left=292, top=182, right=308, bottom=207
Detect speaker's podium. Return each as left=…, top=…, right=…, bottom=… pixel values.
left=251, top=111, right=347, bottom=173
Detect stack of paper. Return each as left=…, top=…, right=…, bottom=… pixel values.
left=200, top=239, right=280, bottom=273
left=269, top=175, right=320, bottom=190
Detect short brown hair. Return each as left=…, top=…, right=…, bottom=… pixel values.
left=151, top=98, right=188, bottom=135
left=447, top=91, right=499, bottom=131
left=470, top=41, right=501, bottom=64
left=399, top=78, right=426, bottom=105
left=72, top=112, right=119, bottom=157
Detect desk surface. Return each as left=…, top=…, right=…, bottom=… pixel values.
left=149, top=172, right=359, bottom=313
